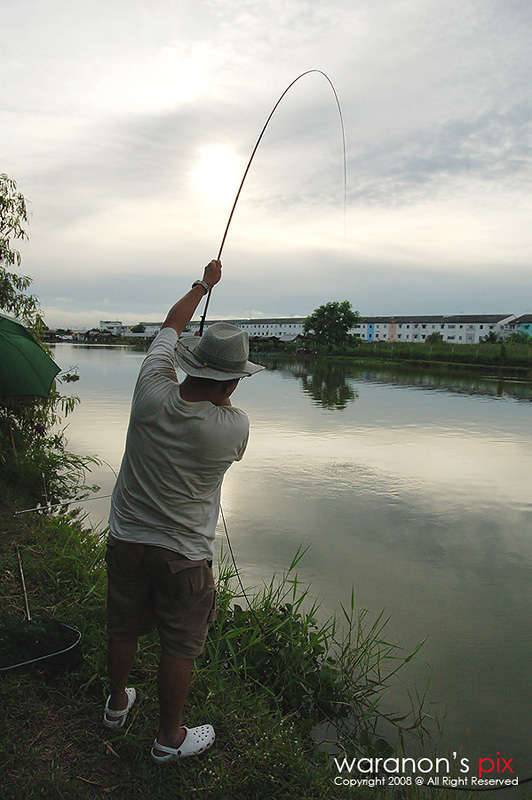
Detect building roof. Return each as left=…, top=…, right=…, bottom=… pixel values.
left=441, top=314, right=514, bottom=323
left=186, top=314, right=515, bottom=328
left=357, top=314, right=514, bottom=325
left=239, top=318, right=305, bottom=325
left=189, top=317, right=305, bottom=326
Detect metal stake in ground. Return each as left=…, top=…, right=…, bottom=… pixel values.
left=16, top=546, right=31, bottom=621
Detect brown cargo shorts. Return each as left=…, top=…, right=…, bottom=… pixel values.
left=105, top=537, right=217, bottom=660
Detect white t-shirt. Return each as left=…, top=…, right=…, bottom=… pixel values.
left=109, top=327, right=249, bottom=559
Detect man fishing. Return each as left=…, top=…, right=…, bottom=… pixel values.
left=102, top=259, right=263, bottom=762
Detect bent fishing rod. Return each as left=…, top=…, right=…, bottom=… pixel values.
left=198, top=69, right=347, bottom=624
left=198, top=69, right=347, bottom=335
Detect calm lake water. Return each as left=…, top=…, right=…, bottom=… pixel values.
left=51, top=343, right=532, bottom=779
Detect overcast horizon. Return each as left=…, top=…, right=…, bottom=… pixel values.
left=3, top=0, right=531, bottom=329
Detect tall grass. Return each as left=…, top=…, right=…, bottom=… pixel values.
left=0, top=510, right=437, bottom=799
left=201, top=547, right=429, bottom=758
left=332, top=340, right=532, bottom=370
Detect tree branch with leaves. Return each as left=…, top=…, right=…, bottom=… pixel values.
left=303, top=300, right=362, bottom=352
left=0, top=173, right=41, bottom=327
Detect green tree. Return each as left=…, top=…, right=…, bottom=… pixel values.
left=479, top=330, right=499, bottom=344
left=425, top=331, right=444, bottom=344
left=130, top=323, right=146, bottom=333
left=303, top=301, right=361, bottom=351
left=0, top=174, right=41, bottom=327
left=507, top=331, right=531, bottom=344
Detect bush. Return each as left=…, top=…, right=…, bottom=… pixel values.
left=0, top=398, right=99, bottom=509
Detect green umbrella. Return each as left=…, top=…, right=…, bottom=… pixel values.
left=0, top=313, right=61, bottom=402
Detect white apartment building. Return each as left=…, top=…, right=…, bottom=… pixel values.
left=187, top=318, right=306, bottom=341
left=352, top=315, right=515, bottom=345
left=101, top=314, right=517, bottom=345
left=99, top=321, right=163, bottom=337
left=190, top=314, right=515, bottom=344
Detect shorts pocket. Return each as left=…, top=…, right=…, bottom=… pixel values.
left=207, top=587, right=218, bottom=623
left=167, top=559, right=212, bottom=592
left=167, top=557, right=209, bottom=575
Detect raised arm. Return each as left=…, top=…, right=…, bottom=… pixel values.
left=161, top=260, right=222, bottom=336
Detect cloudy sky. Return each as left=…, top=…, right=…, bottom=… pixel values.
left=3, top=0, right=531, bottom=328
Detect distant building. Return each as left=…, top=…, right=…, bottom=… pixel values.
left=97, top=313, right=522, bottom=345
left=507, top=314, right=532, bottom=339
left=352, top=315, right=516, bottom=344
left=98, top=321, right=164, bottom=338
left=122, top=322, right=164, bottom=338
left=99, top=320, right=123, bottom=334
left=188, top=314, right=516, bottom=344
left=187, top=317, right=306, bottom=342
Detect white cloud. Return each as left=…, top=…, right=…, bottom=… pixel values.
left=2, top=0, right=531, bottom=326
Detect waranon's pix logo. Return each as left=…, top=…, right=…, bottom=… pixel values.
left=332, top=752, right=519, bottom=790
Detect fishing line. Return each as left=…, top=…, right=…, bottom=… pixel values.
left=210, top=69, right=350, bottom=749
left=199, top=69, right=347, bottom=335
left=209, top=71, right=358, bottom=755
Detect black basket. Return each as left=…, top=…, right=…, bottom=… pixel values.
left=0, top=616, right=82, bottom=673
left=2, top=547, right=83, bottom=673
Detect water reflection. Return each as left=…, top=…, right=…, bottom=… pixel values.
left=354, top=365, right=532, bottom=403
left=299, top=361, right=358, bottom=410
left=254, top=358, right=359, bottom=409
left=260, top=357, right=532, bottom=405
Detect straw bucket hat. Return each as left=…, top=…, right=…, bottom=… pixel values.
left=175, top=322, right=264, bottom=380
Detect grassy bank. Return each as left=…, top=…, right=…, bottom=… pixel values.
left=46, top=335, right=532, bottom=378
left=1, top=505, right=324, bottom=799
left=254, top=340, right=532, bottom=379
left=0, top=486, right=473, bottom=800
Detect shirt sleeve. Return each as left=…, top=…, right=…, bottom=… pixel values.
left=138, top=327, right=179, bottom=383
left=220, top=406, right=250, bottom=462
left=130, top=328, right=180, bottom=417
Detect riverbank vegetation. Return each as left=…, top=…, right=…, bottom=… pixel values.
left=1, top=485, right=444, bottom=799
left=253, top=337, right=532, bottom=378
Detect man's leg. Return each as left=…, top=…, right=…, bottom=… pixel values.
left=148, top=550, right=215, bottom=755
left=106, top=637, right=138, bottom=711
left=153, top=653, right=193, bottom=751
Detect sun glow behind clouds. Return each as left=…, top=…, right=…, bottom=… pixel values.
left=191, top=144, right=242, bottom=205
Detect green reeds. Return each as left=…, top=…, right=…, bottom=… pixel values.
left=201, top=547, right=430, bottom=759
